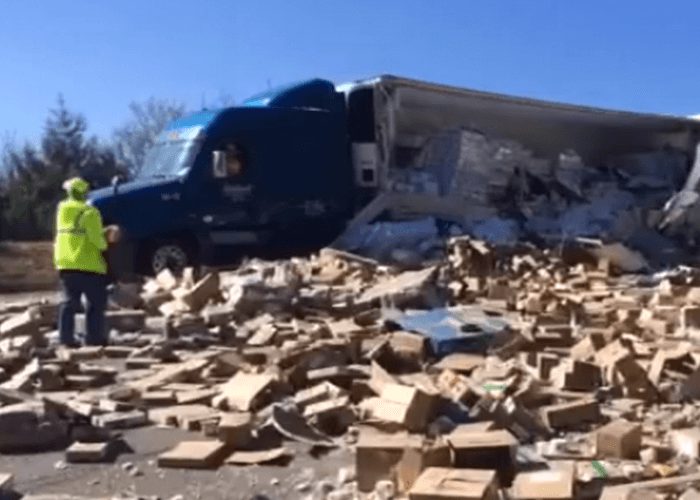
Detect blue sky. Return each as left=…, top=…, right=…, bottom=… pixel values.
left=2, top=0, right=700, bottom=141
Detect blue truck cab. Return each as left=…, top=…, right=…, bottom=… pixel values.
left=91, top=79, right=364, bottom=275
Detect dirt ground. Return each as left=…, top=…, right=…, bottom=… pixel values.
left=0, top=242, right=57, bottom=293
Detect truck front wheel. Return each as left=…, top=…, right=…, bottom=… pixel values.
left=145, top=242, right=192, bottom=276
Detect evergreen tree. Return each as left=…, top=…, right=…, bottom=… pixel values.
left=0, top=96, right=125, bottom=240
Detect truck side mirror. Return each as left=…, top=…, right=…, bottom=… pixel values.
left=212, top=151, right=227, bottom=178
left=111, top=174, right=123, bottom=194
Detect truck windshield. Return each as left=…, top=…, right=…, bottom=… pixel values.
left=138, top=139, right=201, bottom=179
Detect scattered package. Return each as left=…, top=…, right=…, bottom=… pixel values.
left=3, top=234, right=700, bottom=498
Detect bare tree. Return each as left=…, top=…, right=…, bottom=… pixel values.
left=113, top=98, right=186, bottom=177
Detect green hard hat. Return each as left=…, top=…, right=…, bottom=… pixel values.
left=62, top=177, right=90, bottom=196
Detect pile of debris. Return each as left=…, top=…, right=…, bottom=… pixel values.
left=349, top=129, right=696, bottom=268
left=5, top=239, right=700, bottom=498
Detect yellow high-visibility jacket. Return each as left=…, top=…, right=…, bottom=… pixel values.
left=53, top=198, right=108, bottom=274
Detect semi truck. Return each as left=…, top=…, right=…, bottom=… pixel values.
left=89, top=75, right=700, bottom=275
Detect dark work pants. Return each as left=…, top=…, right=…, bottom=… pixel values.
left=58, top=270, right=108, bottom=346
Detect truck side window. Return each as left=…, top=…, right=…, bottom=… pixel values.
left=224, top=143, right=245, bottom=177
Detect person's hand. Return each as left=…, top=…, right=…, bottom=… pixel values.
left=104, top=225, right=122, bottom=244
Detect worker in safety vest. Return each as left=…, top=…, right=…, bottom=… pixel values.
left=54, top=177, right=113, bottom=347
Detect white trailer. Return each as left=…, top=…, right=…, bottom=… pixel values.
left=337, top=75, right=700, bottom=233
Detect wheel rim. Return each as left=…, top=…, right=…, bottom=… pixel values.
left=152, top=245, right=188, bottom=274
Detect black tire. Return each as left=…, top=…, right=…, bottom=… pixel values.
left=140, top=240, right=194, bottom=276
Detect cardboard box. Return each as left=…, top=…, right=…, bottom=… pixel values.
left=141, top=390, right=176, bottom=406
left=0, top=310, right=39, bottom=338
left=148, top=404, right=218, bottom=429
left=682, top=306, right=700, bottom=332
left=497, top=397, right=551, bottom=442
left=92, top=410, right=147, bottom=429
left=200, top=303, right=234, bottom=327
left=594, top=340, right=630, bottom=373
left=303, top=395, right=351, bottom=419
left=447, top=430, right=518, bottom=486
left=397, top=441, right=451, bottom=493
left=293, top=381, right=346, bottom=409
left=449, top=422, right=496, bottom=435
left=0, top=357, right=39, bottom=392
left=641, top=317, right=672, bottom=337
left=174, top=272, right=220, bottom=311
left=217, top=412, right=252, bottom=448
left=357, top=266, right=437, bottom=306
left=220, top=372, right=274, bottom=411
left=306, top=364, right=369, bottom=383
left=65, top=441, right=112, bottom=463
left=374, top=383, right=438, bottom=432
left=246, top=323, right=277, bottom=346
left=390, top=331, right=429, bottom=362
left=141, top=290, right=173, bottom=314
left=511, top=461, right=575, bottom=499
left=157, top=440, right=227, bottom=469
left=533, top=324, right=575, bottom=349
left=98, top=399, right=132, bottom=413
left=176, top=388, right=218, bottom=405
left=128, top=356, right=213, bottom=392
left=540, top=399, right=601, bottom=430
left=534, top=353, right=561, bottom=381
left=596, top=419, right=642, bottom=459
left=103, top=346, right=135, bottom=358
left=356, top=433, right=423, bottom=492
left=550, top=360, right=602, bottom=391
left=649, top=344, right=693, bottom=385
left=225, top=446, right=291, bottom=465
left=155, top=268, right=178, bottom=291
left=104, top=310, right=146, bottom=332
left=613, top=356, right=657, bottom=401
left=157, top=298, right=190, bottom=317
left=409, top=467, right=498, bottom=500
left=125, top=357, right=159, bottom=369
left=64, top=346, right=103, bottom=361
left=434, top=353, right=485, bottom=374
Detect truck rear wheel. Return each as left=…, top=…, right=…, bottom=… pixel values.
left=148, top=242, right=191, bottom=276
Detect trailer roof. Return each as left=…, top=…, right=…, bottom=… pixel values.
left=337, top=75, right=700, bottom=131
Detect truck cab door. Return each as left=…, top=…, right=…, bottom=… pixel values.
left=253, top=109, right=353, bottom=250
left=195, top=140, right=265, bottom=253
